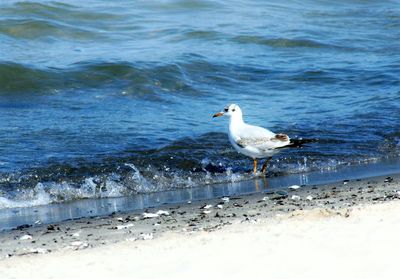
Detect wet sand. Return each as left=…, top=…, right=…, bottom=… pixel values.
left=1, top=174, right=400, bottom=278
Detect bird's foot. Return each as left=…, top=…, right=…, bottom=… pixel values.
left=252, top=171, right=267, bottom=178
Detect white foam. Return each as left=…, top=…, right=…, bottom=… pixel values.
left=0, top=183, right=51, bottom=209
left=0, top=175, right=128, bottom=209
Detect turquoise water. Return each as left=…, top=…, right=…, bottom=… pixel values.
left=0, top=0, right=399, bottom=208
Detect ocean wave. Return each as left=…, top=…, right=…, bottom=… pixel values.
left=138, top=0, right=225, bottom=11
left=0, top=183, right=51, bottom=209
left=1, top=58, right=396, bottom=96
left=0, top=1, right=122, bottom=41
left=0, top=61, right=197, bottom=96
left=0, top=162, right=249, bottom=209
left=170, top=30, right=225, bottom=42
left=0, top=130, right=397, bottom=209
left=0, top=156, right=388, bottom=210
left=0, top=59, right=282, bottom=95
left=0, top=18, right=103, bottom=40
left=232, top=35, right=336, bottom=49
left=2, top=1, right=122, bottom=23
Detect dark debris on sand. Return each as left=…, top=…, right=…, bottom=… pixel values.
left=0, top=174, right=399, bottom=259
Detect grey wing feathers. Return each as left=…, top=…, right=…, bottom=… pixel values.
left=236, top=134, right=290, bottom=149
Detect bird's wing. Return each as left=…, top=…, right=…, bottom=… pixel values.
left=238, top=124, right=275, bottom=138
left=236, top=133, right=291, bottom=150
left=232, top=123, right=291, bottom=150
left=236, top=134, right=290, bottom=149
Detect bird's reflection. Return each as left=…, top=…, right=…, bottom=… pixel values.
left=254, top=176, right=269, bottom=191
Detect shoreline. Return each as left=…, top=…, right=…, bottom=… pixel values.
left=1, top=173, right=400, bottom=278
left=3, top=202, right=400, bottom=278
left=0, top=173, right=399, bottom=261
left=2, top=159, right=400, bottom=232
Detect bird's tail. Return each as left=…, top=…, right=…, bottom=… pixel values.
left=283, top=138, right=317, bottom=149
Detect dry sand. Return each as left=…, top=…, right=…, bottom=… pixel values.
left=1, top=174, right=400, bottom=278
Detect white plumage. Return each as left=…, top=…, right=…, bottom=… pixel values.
left=213, top=104, right=293, bottom=174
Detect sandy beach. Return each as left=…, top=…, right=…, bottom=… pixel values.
left=1, top=174, right=400, bottom=278
left=1, top=0, right=399, bottom=278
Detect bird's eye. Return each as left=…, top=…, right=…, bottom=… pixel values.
left=224, top=108, right=228, bottom=112
left=232, top=108, right=236, bottom=112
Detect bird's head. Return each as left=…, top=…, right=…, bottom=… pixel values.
left=213, top=104, right=242, bottom=118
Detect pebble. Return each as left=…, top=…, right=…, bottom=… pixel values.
left=47, top=224, right=56, bottom=231
left=70, top=241, right=84, bottom=247
left=19, top=235, right=32, bottom=241
left=142, top=213, right=159, bottom=219
left=384, top=177, right=394, bottom=183
left=28, top=248, right=47, bottom=254
left=276, top=190, right=288, bottom=196
left=115, top=223, right=134, bottom=230
left=291, top=195, right=301, bottom=201
left=16, top=224, right=31, bottom=230
left=142, top=210, right=169, bottom=219
left=201, top=204, right=213, bottom=209
left=221, top=197, right=230, bottom=203
left=202, top=210, right=212, bottom=214
left=288, top=185, right=301, bottom=190
left=156, top=210, right=170, bottom=216
left=141, top=233, right=154, bottom=240
left=70, top=241, right=88, bottom=249
left=306, top=196, right=313, bottom=201
left=217, top=204, right=223, bottom=209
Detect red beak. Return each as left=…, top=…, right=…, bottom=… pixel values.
left=213, top=112, right=224, bottom=118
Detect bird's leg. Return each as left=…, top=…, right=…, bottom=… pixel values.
left=261, top=157, right=272, bottom=174
left=253, top=159, right=258, bottom=174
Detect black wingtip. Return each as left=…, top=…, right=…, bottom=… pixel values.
left=288, top=138, right=318, bottom=148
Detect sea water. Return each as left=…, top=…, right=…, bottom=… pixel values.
left=0, top=0, right=399, bottom=210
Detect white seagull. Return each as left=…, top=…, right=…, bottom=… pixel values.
left=213, top=104, right=304, bottom=174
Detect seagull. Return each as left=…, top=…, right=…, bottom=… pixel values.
left=213, top=104, right=306, bottom=174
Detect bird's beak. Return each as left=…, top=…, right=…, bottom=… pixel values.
left=213, top=112, right=224, bottom=118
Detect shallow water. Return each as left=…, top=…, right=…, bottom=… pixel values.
left=0, top=0, right=399, bottom=209
left=2, top=161, right=399, bottom=231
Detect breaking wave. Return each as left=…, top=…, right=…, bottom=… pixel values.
left=1, top=130, right=398, bottom=209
